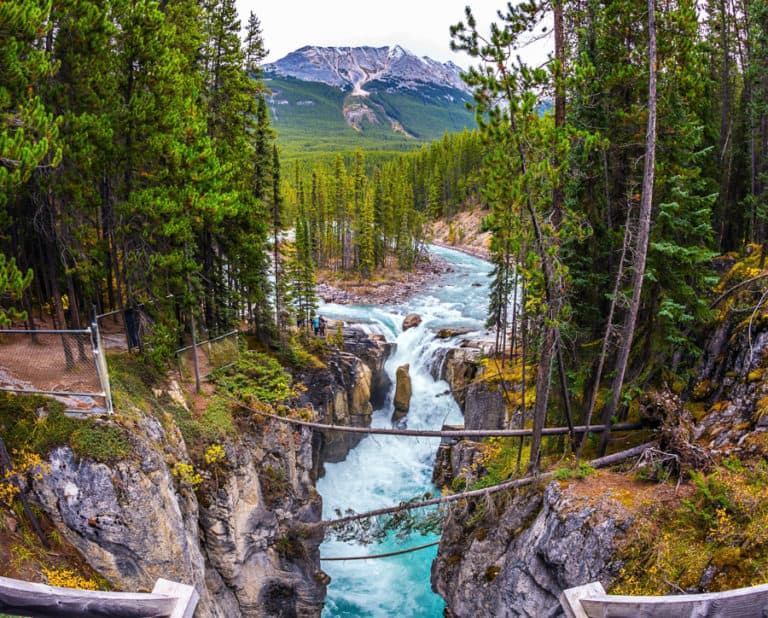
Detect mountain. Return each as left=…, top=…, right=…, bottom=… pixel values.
left=262, top=45, right=476, bottom=155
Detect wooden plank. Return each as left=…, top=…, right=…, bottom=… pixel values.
left=152, top=579, right=199, bottom=618
left=560, top=582, right=606, bottom=618
left=0, top=575, right=177, bottom=617
left=579, top=583, right=768, bottom=618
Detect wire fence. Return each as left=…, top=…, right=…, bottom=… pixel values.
left=175, top=330, right=241, bottom=390
left=95, top=306, right=150, bottom=352
left=0, top=326, right=112, bottom=414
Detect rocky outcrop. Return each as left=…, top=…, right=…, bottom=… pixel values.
left=342, top=328, right=394, bottom=408
left=297, top=327, right=394, bottom=474
left=199, top=423, right=325, bottom=617
left=437, top=347, right=482, bottom=411
left=432, top=441, right=631, bottom=618
left=31, top=415, right=221, bottom=614
left=689, top=317, right=768, bottom=450
left=402, top=313, right=422, bottom=331
left=28, top=328, right=394, bottom=617
left=435, top=327, right=476, bottom=339
left=464, top=381, right=506, bottom=431
left=31, top=411, right=325, bottom=617
left=392, top=364, right=412, bottom=421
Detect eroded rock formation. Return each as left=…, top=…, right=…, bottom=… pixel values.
left=432, top=477, right=630, bottom=617
left=32, top=412, right=324, bottom=617
left=392, top=363, right=412, bottom=421
left=298, top=328, right=393, bottom=472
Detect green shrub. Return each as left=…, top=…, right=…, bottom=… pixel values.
left=553, top=461, right=596, bottom=481
left=141, top=321, right=179, bottom=372
left=209, top=351, right=294, bottom=404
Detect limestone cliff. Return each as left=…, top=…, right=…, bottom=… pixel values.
left=431, top=441, right=633, bottom=617
left=26, top=328, right=391, bottom=617
left=32, top=408, right=324, bottom=617
left=299, top=327, right=392, bottom=474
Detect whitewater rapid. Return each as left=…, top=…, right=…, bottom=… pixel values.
left=316, top=246, right=491, bottom=617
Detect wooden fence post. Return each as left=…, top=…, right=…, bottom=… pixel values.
left=559, top=582, right=605, bottom=618
left=152, top=578, right=199, bottom=618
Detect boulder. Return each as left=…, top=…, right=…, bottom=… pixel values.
left=392, top=364, right=412, bottom=421
left=402, top=313, right=422, bottom=331
left=435, top=327, right=476, bottom=340
left=440, top=348, right=482, bottom=411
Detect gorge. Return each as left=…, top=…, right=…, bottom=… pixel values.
left=317, top=245, right=492, bottom=616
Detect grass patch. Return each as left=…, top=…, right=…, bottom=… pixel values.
left=165, top=397, right=238, bottom=453
left=0, top=393, right=130, bottom=463
left=612, top=460, right=768, bottom=595
left=470, top=437, right=530, bottom=490
left=106, top=353, right=163, bottom=414
left=553, top=461, right=596, bottom=481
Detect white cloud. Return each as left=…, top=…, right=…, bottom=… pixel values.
left=235, top=0, right=551, bottom=69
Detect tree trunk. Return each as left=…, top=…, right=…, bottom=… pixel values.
left=599, top=0, right=658, bottom=455
left=577, top=204, right=631, bottom=460
left=529, top=323, right=556, bottom=469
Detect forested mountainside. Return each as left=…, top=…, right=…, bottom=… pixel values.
left=263, top=46, right=475, bottom=154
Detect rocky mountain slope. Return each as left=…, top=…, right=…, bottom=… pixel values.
left=264, top=45, right=469, bottom=94
left=262, top=45, right=475, bottom=152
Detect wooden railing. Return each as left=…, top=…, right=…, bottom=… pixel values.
left=560, top=581, right=768, bottom=617
left=0, top=576, right=199, bottom=618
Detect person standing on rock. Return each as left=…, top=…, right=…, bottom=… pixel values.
left=312, top=315, right=320, bottom=335
left=319, top=316, right=327, bottom=336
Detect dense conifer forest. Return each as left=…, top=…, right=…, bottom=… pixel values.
left=2, top=0, right=768, bottom=465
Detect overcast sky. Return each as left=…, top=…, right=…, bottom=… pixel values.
left=233, top=1, right=552, bottom=69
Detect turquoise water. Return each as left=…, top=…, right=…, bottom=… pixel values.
left=317, top=247, right=491, bottom=617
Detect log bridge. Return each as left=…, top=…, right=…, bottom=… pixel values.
left=0, top=576, right=198, bottom=617
left=560, top=581, right=768, bottom=617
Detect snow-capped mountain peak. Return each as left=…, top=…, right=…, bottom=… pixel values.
left=263, top=45, right=469, bottom=94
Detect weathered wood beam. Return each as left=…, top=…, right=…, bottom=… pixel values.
left=560, top=582, right=606, bottom=618
left=561, top=582, right=768, bottom=618
left=0, top=576, right=198, bottom=618
left=152, top=579, right=199, bottom=618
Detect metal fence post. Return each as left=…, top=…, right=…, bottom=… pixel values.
left=189, top=312, right=201, bottom=394
left=90, top=323, right=113, bottom=414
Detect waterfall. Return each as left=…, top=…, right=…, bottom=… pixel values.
left=316, top=246, right=491, bottom=617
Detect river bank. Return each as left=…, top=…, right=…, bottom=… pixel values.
left=316, top=207, right=490, bottom=306
left=428, top=204, right=491, bottom=261
left=316, top=252, right=454, bottom=305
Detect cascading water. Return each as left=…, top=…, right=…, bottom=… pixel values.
left=316, top=246, right=492, bottom=617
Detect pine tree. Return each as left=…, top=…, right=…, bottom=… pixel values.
left=289, top=217, right=318, bottom=328
left=244, top=11, right=268, bottom=75
left=0, top=0, right=60, bottom=203
left=0, top=0, right=58, bottom=325
left=453, top=2, right=579, bottom=467
left=272, top=144, right=288, bottom=340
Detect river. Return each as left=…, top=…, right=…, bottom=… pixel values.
left=316, top=246, right=492, bottom=617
